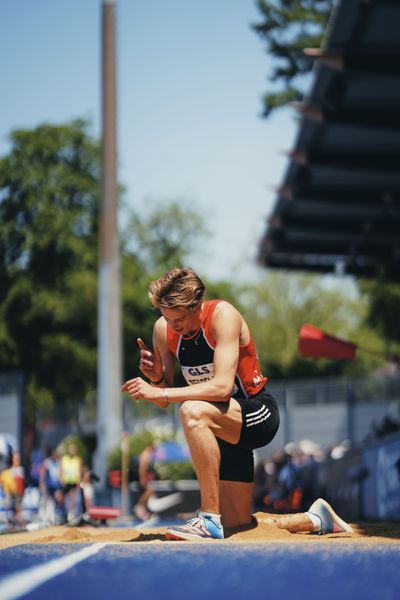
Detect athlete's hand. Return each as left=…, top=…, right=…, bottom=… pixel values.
left=121, top=377, right=163, bottom=405
left=137, top=338, right=164, bottom=383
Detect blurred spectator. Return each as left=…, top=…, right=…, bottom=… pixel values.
left=258, top=444, right=303, bottom=513
left=40, top=447, right=65, bottom=524
left=61, top=443, right=83, bottom=521
left=297, top=439, right=323, bottom=511
left=329, top=439, right=351, bottom=460
left=278, top=443, right=302, bottom=493
left=0, top=451, right=24, bottom=526
left=80, top=466, right=98, bottom=511
left=0, top=434, right=15, bottom=473
left=28, top=448, right=45, bottom=488
left=274, top=443, right=303, bottom=511
left=253, top=460, right=268, bottom=511
left=132, top=443, right=158, bottom=521
left=257, top=450, right=285, bottom=508
left=254, top=439, right=324, bottom=514
left=373, top=414, right=399, bottom=439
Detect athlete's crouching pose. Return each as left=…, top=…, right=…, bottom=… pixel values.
left=122, top=268, right=353, bottom=540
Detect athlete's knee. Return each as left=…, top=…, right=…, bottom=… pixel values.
left=179, top=400, right=209, bottom=430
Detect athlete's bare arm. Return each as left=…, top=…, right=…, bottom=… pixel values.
left=158, top=302, right=241, bottom=403
left=152, top=317, right=175, bottom=387
left=123, top=302, right=243, bottom=405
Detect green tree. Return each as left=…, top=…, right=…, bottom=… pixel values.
left=107, top=430, right=196, bottom=481
left=0, top=120, right=100, bottom=421
left=240, top=272, right=386, bottom=378
left=361, top=279, right=400, bottom=354
left=124, top=199, right=210, bottom=274
left=252, top=0, right=334, bottom=116
left=0, top=120, right=220, bottom=425
left=120, top=199, right=213, bottom=386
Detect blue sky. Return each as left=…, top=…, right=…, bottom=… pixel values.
left=0, top=0, right=297, bottom=282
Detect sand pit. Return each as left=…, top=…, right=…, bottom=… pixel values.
left=1, top=514, right=399, bottom=550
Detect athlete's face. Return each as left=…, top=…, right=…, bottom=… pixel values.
left=160, top=305, right=202, bottom=336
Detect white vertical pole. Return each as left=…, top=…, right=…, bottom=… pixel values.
left=121, top=431, right=129, bottom=516
left=95, top=0, right=122, bottom=487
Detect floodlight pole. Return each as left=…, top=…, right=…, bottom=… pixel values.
left=95, top=0, right=122, bottom=486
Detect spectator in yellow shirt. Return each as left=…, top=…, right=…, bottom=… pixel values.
left=61, top=444, right=82, bottom=521
left=0, top=451, right=24, bottom=526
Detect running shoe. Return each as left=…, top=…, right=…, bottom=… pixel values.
left=133, top=504, right=152, bottom=522
left=307, top=498, right=354, bottom=534
left=165, top=511, right=224, bottom=541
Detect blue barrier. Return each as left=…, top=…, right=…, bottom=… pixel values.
left=314, top=432, right=400, bottom=521
left=362, top=436, right=400, bottom=520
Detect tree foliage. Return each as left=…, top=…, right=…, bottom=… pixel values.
left=361, top=279, right=400, bottom=350
left=240, top=272, right=386, bottom=378
left=107, top=429, right=196, bottom=480
left=252, top=0, right=334, bottom=116
left=121, top=199, right=214, bottom=381
left=124, top=199, right=210, bottom=274
left=0, top=121, right=100, bottom=420
left=0, top=121, right=216, bottom=422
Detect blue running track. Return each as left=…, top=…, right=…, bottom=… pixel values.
left=0, top=542, right=399, bottom=600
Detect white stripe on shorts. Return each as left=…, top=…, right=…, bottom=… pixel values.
left=246, top=405, right=269, bottom=418
left=246, top=405, right=269, bottom=423
left=246, top=410, right=271, bottom=427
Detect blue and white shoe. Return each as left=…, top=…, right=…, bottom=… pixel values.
left=165, top=511, right=224, bottom=541
left=308, top=498, right=354, bottom=534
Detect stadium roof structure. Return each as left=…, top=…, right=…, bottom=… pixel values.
left=258, top=0, right=400, bottom=281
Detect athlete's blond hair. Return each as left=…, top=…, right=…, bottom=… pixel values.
left=148, top=267, right=205, bottom=311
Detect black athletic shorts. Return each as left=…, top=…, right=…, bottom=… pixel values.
left=217, top=388, right=279, bottom=483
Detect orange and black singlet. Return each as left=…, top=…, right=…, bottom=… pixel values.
left=166, top=300, right=267, bottom=399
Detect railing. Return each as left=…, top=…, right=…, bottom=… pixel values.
left=24, top=373, right=400, bottom=450
left=265, top=374, right=400, bottom=451
left=267, top=374, right=400, bottom=406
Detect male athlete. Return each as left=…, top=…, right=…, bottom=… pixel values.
left=122, top=267, right=353, bottom=540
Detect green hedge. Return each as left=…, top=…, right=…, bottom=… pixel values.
left=107, top=431, right=196, bottom=481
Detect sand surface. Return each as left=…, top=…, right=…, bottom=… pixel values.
left=1, top=514, right=399, bottom=550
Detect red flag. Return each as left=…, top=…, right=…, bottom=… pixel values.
left=298, top=323, right=357, bottom=361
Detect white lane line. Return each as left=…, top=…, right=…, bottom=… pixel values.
left=0, top=542, right=107, bottom=600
